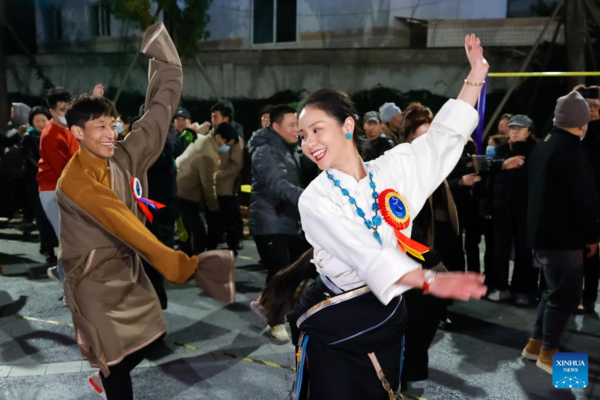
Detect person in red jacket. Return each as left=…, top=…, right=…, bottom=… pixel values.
left=37, top=87, right=78, bottom=282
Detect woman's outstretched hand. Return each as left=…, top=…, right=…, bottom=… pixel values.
left=465, top=33, right=489, bottom=75
left=426, top=272, right=487, bottom=301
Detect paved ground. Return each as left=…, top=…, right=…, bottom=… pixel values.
left=0, top=220, right=599, bottom=399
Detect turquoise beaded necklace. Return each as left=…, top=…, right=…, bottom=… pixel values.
left=326, top=168, right=383, bottom=245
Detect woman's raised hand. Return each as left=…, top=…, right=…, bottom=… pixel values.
left=457, top=34, right=489, bottom=106
left=464, top=33, right=489, bottom=75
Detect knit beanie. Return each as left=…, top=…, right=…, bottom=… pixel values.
left=554, top=91, right=590, bottom=128
left=379, top=103, right=401, bottom=123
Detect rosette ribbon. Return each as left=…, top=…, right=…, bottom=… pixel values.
left=377, top=189, right=430, bottom=261
left=130, top=177, right=165, bottom=223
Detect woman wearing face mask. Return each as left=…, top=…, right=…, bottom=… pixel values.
left=288, top=34, right=488, bottom=400
left=22, top=106, right=59, bottom=263
left=486, top=115, right=538, bottom=306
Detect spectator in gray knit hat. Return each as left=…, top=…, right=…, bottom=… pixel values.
left=522, top=90, right=597, bottom=374
left=554, top=91, right=591, bottom=134
left=379, top=102, right=403, bottom=145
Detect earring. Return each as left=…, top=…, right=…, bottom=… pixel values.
left=346, top=133, right=352, bottom=139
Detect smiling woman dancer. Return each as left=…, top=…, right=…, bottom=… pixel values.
left=288, top=34, right=489, bottom=400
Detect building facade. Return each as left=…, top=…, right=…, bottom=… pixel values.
left=7, top=0, right=558, bottom=101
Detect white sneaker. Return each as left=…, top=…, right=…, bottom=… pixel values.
left=88, top=372, right=107, bottom=399
left=262, top=324, right=290, bottom=345
left=250, top=298, right=267, bottom=321
left=488, top=289, right=511, bottom=302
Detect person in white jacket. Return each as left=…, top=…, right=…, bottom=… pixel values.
left=288, top=34, right=489, bottom=400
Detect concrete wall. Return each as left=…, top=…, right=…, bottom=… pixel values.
left=7, top=47, right=522, bottom=101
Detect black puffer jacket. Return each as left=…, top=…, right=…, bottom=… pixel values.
left=490, top=137, right=536, bottom=215
left=582, top=119, right=600, bottom=204
left=247, top=127, right=304, bottom=236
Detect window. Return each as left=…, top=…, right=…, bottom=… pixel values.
left=43, top=7, right=63, bottom=42
left=90, top=3, right=111, bottom=37
left=276, top=0, right=296, bottom=43
left=253, top=0, right=297, bottom=44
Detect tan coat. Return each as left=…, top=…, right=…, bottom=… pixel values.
left=56, top=23, right=197, bottom=376
left=175, top=133, right=220, bottom=211
left=216, top=133, right=244, bottom=196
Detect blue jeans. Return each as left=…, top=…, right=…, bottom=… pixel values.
left=532, top=249, right=583, bottom=349
left=39, top=191, right=65, bottom=282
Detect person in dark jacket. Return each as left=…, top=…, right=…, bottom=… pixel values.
left=522, top=91, right=599, bottom=374
left=247, top=104, right=310, bottom=344
left=1, top=103, right=32, bottom=223
left=486, top=115, right=538, bottom=305
left=579, top=86, right=600, bottom=313
left=141, top=116, right=206, bottom=310
left=21, top=106, right=58, bottom=262
left=360, top=111, right=394, bottom=161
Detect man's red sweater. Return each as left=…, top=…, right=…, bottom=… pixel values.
left=37, top=120, right=80, bottom=191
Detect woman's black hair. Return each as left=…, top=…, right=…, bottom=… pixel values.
left=28, top=106, right=52, bottom=127
left=298, top=89, right=365, bottom=152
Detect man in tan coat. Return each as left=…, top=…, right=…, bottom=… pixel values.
left=176, top=122, right=239, bottom=254
left=57, top=23, right=234, bottom=399
left=210, top=101, right=245, bottom=250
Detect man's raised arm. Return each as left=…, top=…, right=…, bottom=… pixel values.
left=116, top=22, right=183, bottom=174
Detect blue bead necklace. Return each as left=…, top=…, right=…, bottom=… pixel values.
left=326, top=168, right=383, bottom=245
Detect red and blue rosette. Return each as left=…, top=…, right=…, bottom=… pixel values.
left=377, top=189, right=430, bottom=261
left=130, top=177, right=165, bottom=223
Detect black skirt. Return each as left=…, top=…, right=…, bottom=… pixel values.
left=287, top=277, right=407, bottom=400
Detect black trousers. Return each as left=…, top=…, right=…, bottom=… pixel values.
left=100, top=336, right=164, bottom=400
left=532, top=249, right=583, bottom=349
left=218, top=195, right=243, bottom=249
left=401, top=289, right=446, bottom=383
left=179, top=199, right=219, bottom=255
left=464, top=216, right=494, bottom=275
left=141, top=259, right=167, bottom=310
left=433, top=221, right=461, bottom=271
left=493, top=213, right=537, bottom=293
left=582, top=250, right=600, bottom=305
left=254, top=234, right=310, bottom=284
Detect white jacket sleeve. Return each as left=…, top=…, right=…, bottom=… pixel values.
left=375, top=99, right=479, bottom=218
left=299, top=187, right=421, bottom=305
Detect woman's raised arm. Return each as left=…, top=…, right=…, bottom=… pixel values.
left=457, top=34, right=489, bottom=107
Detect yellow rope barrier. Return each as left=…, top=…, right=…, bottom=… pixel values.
left=488, top=72, right=600, bottom=78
